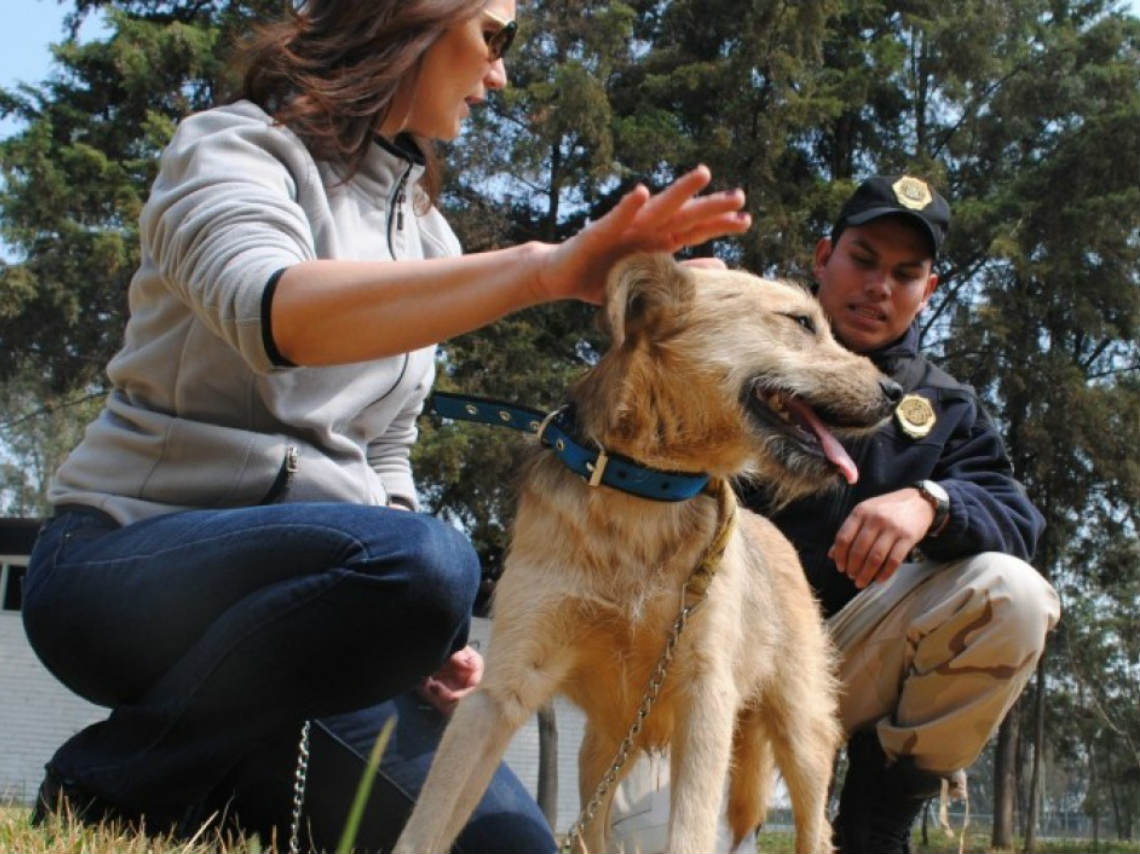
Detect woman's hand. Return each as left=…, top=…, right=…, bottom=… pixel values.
left=417, top=644, right=485, bottom=716
left=533, top=165, right=750, bottom=304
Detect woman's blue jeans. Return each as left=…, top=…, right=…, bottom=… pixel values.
left=22, top=502, right=554, bottom=853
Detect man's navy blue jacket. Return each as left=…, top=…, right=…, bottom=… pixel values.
left=738, top=324, right=1045, bottom=619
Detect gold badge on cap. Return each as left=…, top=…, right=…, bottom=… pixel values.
left=892, top=176, right=933, bottom=211
left=895, top=393, right=936, bottom=438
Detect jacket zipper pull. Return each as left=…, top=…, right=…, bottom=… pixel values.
left=285, top=444, right=299, bottom=484
left=396, top=191, right=405, bottom=231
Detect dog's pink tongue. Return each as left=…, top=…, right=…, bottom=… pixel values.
left=784, top=397, right=859, bottom=485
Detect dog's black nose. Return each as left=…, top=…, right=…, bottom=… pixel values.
left=880, top=379, right=904, bottom=403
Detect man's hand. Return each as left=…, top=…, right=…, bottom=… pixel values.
left=829, top=488, right=937, bottom=589
left=417, top=645, right=484, bottom=716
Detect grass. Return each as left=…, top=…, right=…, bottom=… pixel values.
left=5, top=804, right=1133, bottom=853
left=754, top=827, right=1138, bottom=854
left=0, top=803, right=268, bottom=853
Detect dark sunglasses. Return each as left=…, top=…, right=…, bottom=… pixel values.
left=483, top=13, right=517, bottom=61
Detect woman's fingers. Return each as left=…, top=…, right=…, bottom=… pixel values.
left=589, top=170, right=746, bottom=252
left=537, top=167, right=749, bottom=304
left=657, top=189, right=747, bottom=235
left=635, top=165, right=713, bottom=223
left=667, top=211, right=752, bottom=251
left=587, top=183, right=651, bottom=245
left=680, top=257, right=728, bottom=269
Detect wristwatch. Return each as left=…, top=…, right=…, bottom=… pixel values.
left=911, top=479, right=950, bottom=537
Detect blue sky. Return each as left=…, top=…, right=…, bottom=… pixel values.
left=0, top=1, right=109, bottom=138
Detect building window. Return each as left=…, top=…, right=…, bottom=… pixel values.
left=2, top=563, right=26, bottom=611
left=1, top=517, right=42, bottom=613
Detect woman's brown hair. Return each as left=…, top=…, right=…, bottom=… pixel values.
left=237, top=0, right=485, bottom=202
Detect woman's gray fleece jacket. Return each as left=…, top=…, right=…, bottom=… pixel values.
left=50, top=101, right=460, bottom=524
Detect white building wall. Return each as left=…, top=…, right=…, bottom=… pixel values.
left=0, top=606, right=105, bottom=804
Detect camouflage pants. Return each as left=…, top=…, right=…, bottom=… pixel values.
left=829, top=551, right=1061, bottom=774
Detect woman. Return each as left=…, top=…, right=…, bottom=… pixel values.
left=21, top=0, right=750, bottom=850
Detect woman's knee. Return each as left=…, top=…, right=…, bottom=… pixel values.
left=369, top=513, right=481, bottom=636
left=404, top=514, right=479, bottom=590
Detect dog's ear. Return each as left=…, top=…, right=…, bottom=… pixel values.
left=603, top=253, right=696, bottom=347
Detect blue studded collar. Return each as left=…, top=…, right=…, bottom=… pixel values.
left=426, top=392, right=711, bottom=502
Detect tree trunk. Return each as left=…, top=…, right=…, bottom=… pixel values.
left=536, top=701, right=559, bottom=829
left=543, top=142, right=562, bottom=241
left=993, top=701, right=1021, bottom=849
left=1108, top=760, right=1123, bottom=841
left=1023, top=655, right=1048, bottom=852
left=1016, top=707, right=1027, bottom=834
left=1090, top=740, right=1100, bottom=850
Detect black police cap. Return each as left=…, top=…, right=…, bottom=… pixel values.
left=832, top=175, right=951, bottom=257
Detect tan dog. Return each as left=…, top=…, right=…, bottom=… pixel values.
left=394, top=254, right=902, bottom=854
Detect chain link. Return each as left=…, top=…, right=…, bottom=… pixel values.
left=560, top=481, right=736, bottom=854
left=289, top=719, right=312, bottom=854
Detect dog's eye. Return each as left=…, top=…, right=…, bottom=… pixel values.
left=786, top=314, right=816, bottom=335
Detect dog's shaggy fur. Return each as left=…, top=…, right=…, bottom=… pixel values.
left=394, top=254, right=901, bottom=854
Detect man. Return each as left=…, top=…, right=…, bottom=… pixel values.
left=738, top=174, right=1061, bottom=853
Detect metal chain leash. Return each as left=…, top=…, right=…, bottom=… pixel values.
left=560, top=480, right=737, bottom=854
left=289, top=719, right=312, bottom=854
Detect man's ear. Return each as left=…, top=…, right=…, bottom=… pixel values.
left=603, top=253, right=696, bottom=347
left=812, top=236, right=833, bottom=282
left=918, top=271, right=939, bottom=311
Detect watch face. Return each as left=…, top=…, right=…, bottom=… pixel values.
left=923, top=480, right=949, bottom=505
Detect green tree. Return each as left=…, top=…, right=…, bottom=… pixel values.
left=610, top=0, right=839, bottom=273
left=0, top=376, right=102, bottom=515
left=928, top=5, right=1140, bottom=845
left=0, top=4, right=262, bottom=392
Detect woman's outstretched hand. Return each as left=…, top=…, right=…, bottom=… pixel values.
left=271, top=166, right=748, bottom=366
left=532, top=165, right=750, bottom=304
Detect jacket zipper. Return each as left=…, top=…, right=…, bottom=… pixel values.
left=260, top=444, right=299, bottom=504
left=387, top=164, right=411, bottom=256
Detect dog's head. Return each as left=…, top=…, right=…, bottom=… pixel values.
left=572, top=253, right=901, bottom=504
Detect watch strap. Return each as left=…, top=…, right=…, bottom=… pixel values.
left=912, top=480, right=949, bottom=537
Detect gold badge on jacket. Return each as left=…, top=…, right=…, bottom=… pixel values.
left=895, top=393, right=936, bottom=438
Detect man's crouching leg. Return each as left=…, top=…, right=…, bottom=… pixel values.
left=829, top=552, right=1061, bottom=854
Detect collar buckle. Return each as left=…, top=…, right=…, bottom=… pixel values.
left=586, top=446, right=609, bottom=488
left=535, top=406, right=566, bottom=445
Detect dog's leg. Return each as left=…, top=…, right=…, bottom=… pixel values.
left=573, top=722, right=626, bottom=854
left=726, top=705, right=774, bottom=848
left=391, top=687, right=526, bottom=853
left=667, top=661, right=739, bottom=854
left=393, top=632, right=571, bottom=853
left=766, top=678, right=842, bottom=854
